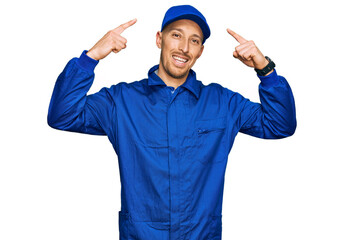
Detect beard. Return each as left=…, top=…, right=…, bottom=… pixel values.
left=160, top=49, right=189, bottom=80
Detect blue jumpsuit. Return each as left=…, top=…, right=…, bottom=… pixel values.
left=48, top=50, right=296, bottom=239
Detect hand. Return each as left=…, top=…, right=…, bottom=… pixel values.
left=227, top=28, right=269, bottom=70
left=87, top=19, right=137, bottom=61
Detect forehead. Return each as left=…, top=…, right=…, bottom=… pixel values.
left=164, top=19, right=203, bottom=37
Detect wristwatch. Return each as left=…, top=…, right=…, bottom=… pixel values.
left=254, top=56, right=275, bottom=76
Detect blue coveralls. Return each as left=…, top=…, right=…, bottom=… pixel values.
left=48, top=51, right=296, bottom=239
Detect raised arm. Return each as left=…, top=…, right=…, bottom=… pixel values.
left=47, top=19, right=137, bottom=136
left=226, top=28, right=296, bottom=139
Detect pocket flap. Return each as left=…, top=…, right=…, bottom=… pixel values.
left=195, top=116, right=226, bottom=133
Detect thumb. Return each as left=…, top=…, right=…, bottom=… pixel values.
left=233, top=50, right=238, bottom=58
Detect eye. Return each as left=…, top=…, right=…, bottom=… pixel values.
left=192, top=39, right=200, bottom=45
left=172, top=33, right=181, bottom=38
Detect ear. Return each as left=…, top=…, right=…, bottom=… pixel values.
left=196, top=45, right=204, bottom=59
left=156, top=31, right=162, bottom=49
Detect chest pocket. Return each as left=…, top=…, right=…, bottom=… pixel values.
left=194, top=116, right=227, bottom=165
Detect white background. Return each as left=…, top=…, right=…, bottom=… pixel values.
left=1, top=0, right=361, bottom=239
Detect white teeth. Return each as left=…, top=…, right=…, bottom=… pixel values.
left=173, top=56, right=188, bottom=63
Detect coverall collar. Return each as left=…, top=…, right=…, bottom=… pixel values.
left=147, top=64, right=201, bottom=99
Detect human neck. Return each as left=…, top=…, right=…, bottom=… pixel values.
left=156, top=65, right=188, bottom=89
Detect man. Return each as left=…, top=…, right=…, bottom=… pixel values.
left=48, top=4, right=296, bottom=240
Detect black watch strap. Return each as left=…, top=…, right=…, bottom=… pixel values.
left=254, top=56, right=275, bottom=76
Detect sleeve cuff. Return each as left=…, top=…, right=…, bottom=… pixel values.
left=76, top=50, right=99, bottom=72
left=258, top=69, right=279, bottom=88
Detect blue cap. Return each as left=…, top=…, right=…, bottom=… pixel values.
left=161, top=5, right=211, bottom=44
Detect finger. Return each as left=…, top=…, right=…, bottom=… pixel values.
left=111, top=34, right=128, bottom=53
left=237, top=45, right=255, bottom=61
left=114, top=18, right=137, bottom=34
left=235, top=42, right=252, bottom=53
left=119, top=35, right=127, bottom=44
left=114, top=34, right=128, bottom=45
left=113, top=42, right=127, bottom=53
left=121, top=18, right=137, bottom=30
left=227, top=28, right=247, bottom=44
left=241, top=49, right=254, bottom=61
left=233, top=50, right=238, bottom=58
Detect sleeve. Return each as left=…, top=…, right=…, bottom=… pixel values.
left=226, top=69, right=297, bottom=139
left=47, top=50, right=117, bottom=138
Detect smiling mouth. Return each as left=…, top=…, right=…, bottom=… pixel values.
left=172, top=55, right=189, bottom=64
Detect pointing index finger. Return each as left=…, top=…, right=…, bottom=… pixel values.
left=114, top=18, right=137, bottom=34
left=227, top=28, right=247, bottom=43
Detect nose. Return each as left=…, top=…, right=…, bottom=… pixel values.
left=179, top=38, right=189, bottom=53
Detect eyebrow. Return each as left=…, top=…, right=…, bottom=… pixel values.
left=169, top=27, right=203, bottom=40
